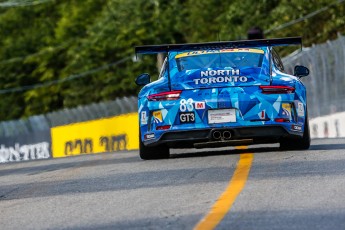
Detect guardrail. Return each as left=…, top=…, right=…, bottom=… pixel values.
left=283, top=34, right=345, bottom=119
left=0, top=96, right=138, bottom=163
left=310, top=112, right=345, bottom=138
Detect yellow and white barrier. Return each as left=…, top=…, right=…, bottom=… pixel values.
left=51, top=113, right=139, bottom=158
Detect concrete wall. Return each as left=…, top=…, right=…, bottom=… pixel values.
left=310, top=112, right=345, bottom=138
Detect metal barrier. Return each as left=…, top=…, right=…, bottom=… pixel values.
left=283, top=34, right=345, bottom=119
left=0, top=96, right=137, bottom=137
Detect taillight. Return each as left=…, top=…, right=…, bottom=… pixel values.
left=260, top=86, right=295, bottom=94
left=147, top=90, right=182, bottom=101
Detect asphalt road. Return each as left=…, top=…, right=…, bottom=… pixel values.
left=1, top=138, right=345, bottom=229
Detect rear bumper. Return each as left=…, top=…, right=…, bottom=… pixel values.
left=144, top=125, right=303, bottom=148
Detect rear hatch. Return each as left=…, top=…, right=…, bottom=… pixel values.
left=170, top=48, right=270, bottom=90
left=166, top=48, right=292, bottom=127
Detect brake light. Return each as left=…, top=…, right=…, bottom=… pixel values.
left=260, top=86, right=295, bottom=94
left=147, top=90, right=182, bottom=101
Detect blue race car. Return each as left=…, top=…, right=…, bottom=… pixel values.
left=135, top=37, right=310, bottom=159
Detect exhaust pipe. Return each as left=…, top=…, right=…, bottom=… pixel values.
left=222, top=131, right=232, bottom=140
left=212, top=131, right=221, bottom=140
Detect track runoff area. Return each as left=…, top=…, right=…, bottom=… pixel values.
left=1, top=138, right=345, bottom=229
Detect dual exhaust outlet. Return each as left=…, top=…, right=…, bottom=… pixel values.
left=212, top=130, right=232, bottom=140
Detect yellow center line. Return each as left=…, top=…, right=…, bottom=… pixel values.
left=194, top=146, right=254, bottom=230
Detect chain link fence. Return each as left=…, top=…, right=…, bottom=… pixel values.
left=283, top=34, right=345, bottom=119
left=0, top=96, right=137, bottom=137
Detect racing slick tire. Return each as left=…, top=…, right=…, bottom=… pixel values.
left=139, top=131, right=170, bottom=160
left=279, top=113, right=311, bottom=151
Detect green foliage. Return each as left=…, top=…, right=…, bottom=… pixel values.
left=0, top=0, right=344, bottom=120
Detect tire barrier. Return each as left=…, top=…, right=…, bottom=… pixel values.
left=310, top=112, right=345, bottom=139
left=0, top=130, right=51, bottom=163
left=51, top=113, right=138, bottom=158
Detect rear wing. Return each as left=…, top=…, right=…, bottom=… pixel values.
left=135, top=37, right=302, bottom=54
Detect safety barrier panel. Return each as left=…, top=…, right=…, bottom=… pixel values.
left=0, top=130, right=51, bottom=163
left=51, top=113, right=139, bottom=158
left=309, top=112, right=345, bottom=139
left=0, top=112, right=139, bottom=163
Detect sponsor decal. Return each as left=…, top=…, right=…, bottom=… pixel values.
left=144, top=133, right=155, bottom=140
left=282, top=103, right=292, bottom=119
left=64, top=135, right=128, bottom=155
left=0, top=142, right=50, bottom=163
left=201, top=69, right=240, bottom=77
left=260, top=110, right=266, bottom=119
left=153, top=110, right=163, bottom=123
left=194, top=76, right=248, bottom=85
left=297, top=102, right=305, bottom=117
left=193, top=70, right=247, bottom=85
left=179, top=112, right=195, bottom=123
left=208, top=109, right=236, bottom=124
left=141, top=111, right=147, bottom=125
left=291, top=125, right=303, bottom=132
left=195, top=101, right=205, bottom=110
left=99, top=135, right=127, bottom=152
left=175, top=48, right=264, bottom=58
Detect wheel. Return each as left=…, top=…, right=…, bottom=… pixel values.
left=280, top=113, right=311, bottom=150
left=139, top=131, right=170, bottom=160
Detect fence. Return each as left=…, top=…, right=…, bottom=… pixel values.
left=283, top=34, right=345, bottom=119
left=0, top=96, right=137, bottom=138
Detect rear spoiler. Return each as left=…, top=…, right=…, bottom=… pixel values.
left=135, top=37, right=302, bottom=54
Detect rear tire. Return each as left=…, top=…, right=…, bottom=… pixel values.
left=139, top=131, right=170, bottom=160
left=280, top=113, right=311, bottom=150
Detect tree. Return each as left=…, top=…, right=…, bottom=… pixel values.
left=0, top=0, right=344, bottom=120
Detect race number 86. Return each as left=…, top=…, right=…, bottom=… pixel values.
left=180, top=98, right=194, bottom=112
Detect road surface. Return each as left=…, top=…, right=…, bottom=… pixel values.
left=1, top=138, right=345, bottom=229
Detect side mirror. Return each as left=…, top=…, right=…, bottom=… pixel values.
left=135, top=73, right=150, bottom=86
left=294, top=65, right=309, bottom=78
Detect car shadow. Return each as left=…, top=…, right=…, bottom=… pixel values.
left=170, top=146, right=280, bottom=159
left=309, top=143, right=345, bottom=151
left=171, top=140, right=345, bottom=159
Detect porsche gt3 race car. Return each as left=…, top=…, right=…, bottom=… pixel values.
left=135, top=37, right=310, bottom=160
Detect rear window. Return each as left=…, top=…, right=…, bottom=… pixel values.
left=175, top=49, right=264, bottom=72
